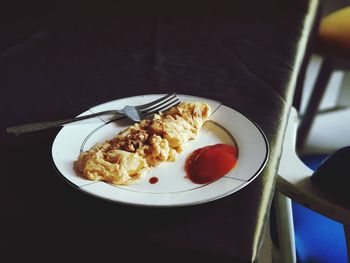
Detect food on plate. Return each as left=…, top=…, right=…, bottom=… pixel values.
left=185, top=143, right=238, bottom=184
left=74, top=102, right=211, bottom=185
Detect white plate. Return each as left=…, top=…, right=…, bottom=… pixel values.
left=52, top=94, right=269, bottom=207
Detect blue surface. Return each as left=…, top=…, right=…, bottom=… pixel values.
left=292, top=154, right=347, bottom=263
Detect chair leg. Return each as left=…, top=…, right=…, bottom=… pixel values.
left=296, top=57, right=333, bottom=152
left=344, top=225, right=350, bottom=263
left=271, top=192, right=297, bottom=263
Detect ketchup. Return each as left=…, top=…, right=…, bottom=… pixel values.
left=149, top=177, right=159, bottom=184
left=185, top=144, right=238, bottom=184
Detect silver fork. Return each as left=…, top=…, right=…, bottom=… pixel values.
left=7, top=93, right=180, bottom=135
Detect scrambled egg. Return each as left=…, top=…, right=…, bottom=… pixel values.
left=74, top=102, right=211, bottom=185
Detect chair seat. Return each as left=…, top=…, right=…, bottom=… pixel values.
left=318, top=7, right=350, bottom=56
left=278, top=108, right=350, bottom=225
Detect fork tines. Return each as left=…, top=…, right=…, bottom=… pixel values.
left=140, top=93, right=180, bottom=118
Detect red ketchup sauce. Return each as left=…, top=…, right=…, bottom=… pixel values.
left=149, top=177, right=159, bottom=184
left=185, top=144, right=238, bottom=184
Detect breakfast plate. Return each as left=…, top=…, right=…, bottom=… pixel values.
left=52, top=94, right=269, bottom=207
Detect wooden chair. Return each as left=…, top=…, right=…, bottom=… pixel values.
left=296, top=6, right=350, bottom=151
left=272, top=107, right=350, bottom=263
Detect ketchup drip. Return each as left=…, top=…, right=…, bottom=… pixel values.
left=149, top=177, right=159, bottom=184
left=185, top=144, right=238, bottom=184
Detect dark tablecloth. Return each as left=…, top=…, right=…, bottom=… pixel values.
left=1, top=1, right=318, bottom=262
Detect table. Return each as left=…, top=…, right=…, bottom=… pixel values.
left=1, top=0, right=319, bottom=262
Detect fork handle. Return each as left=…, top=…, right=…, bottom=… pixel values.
left=7, top=110, right=124, bottom=135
